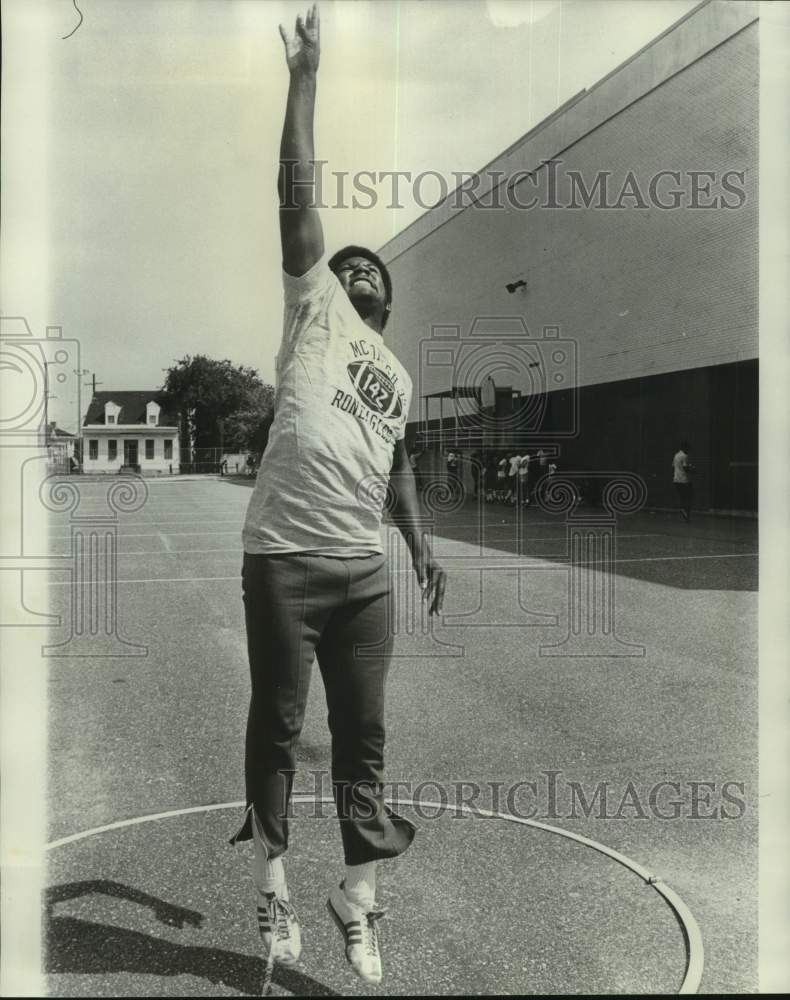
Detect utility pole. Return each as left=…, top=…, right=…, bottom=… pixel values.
left=74, top=368, right=91, bottom=471
left=44, top=360, right=49, bottom=435
left=42, top=361, right=60, bottom=448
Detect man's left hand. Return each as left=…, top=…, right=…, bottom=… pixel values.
left=414, top=556, right=447, bottom=616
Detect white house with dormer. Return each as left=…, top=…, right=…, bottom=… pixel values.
left=82, top=391, right=181, bottom=474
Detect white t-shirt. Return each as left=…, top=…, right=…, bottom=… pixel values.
left=243, top=256, right=412, bottom=556
left=672, top=450, right=690, bottom=484
left=508, top=455, right=522, bottom=476
left=518, top=455, right=530, bottom=478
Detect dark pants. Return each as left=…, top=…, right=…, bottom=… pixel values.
left=230, top=551, right=415, bottom=865
left=675, top=482, right=693, bottom=519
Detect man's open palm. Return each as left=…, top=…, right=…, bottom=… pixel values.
left=279, top=4, right=320, bottom=74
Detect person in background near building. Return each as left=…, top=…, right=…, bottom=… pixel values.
left=484, top=452, right=497, bottom=502
left=517, top=453, right=530, bottom=507
left=497, top=453, right=508, bottom=502
left=233, top=6, right=447, bottom=989
left=536, top=449, right=548, bottom=492
left=507, top=451, right=522, bottom=505
left=446, top=449, right=461, bottom=500
left=673, top=440, right=694, bottom=522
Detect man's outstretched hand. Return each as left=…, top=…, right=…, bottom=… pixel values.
left=279, top=4, right=320, bottom=75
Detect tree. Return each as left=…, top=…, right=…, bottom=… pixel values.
left=162, top=355, right=274, bottom=454
left=221, top=382, right=276, bottom=454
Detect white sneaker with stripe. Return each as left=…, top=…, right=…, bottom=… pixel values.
left=257, top=889, right=302, bottom=966
left=326, top=882, right=387, bottom=986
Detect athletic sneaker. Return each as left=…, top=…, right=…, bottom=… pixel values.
left=327, top=882, right=387, bottom=985
left=257, top=890, right=302, bottom=966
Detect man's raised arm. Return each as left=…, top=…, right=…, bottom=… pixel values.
left=278, top=4, right=324, bottom=277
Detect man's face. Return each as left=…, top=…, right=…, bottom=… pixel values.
left=334, top=256, right=388, bottom=312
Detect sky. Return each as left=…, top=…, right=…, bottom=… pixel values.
left=4, top=0, right=701, bottom=433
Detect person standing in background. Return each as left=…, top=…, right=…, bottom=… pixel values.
left=497, top=454, right=508, bottom=502
left=484, top=452, right=497, bottom=502
left=672, top=440, right=694, bottom=522
left=517, top=453, right=530, bottom=507
left=507, top=451, right=521, bottom=505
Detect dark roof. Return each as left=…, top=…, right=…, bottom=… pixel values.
left=46, top=423, right=76, bottom=440
left=83, top=391, right=179, bottom=427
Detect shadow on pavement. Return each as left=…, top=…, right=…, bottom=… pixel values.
left=221, top=475, right=256, bottom=489
left=45, top=880, right=338, bottom=997
left=423, top=500, right=758, bottom=593
left=220, top=478, right=757, bottom=592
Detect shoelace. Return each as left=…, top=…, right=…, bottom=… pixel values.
left=361, top=906, right=387, bottom=958
left=272, top=897, right=298, bottom=942
left=261, top=897, right=298, bottom=997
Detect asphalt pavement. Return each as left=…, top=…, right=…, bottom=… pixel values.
left=43, top=476, right=758, bottom=995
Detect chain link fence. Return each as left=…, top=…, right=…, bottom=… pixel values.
left=180, top=447, right=255, bottom=475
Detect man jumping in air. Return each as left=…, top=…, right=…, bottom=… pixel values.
left=230, top=4, right=446, bottom=987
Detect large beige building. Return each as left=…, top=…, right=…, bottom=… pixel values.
left=379, top=0, right=758, bottom=513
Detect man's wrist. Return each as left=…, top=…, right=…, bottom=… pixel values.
left=289, top=67, right=317, bottom=82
